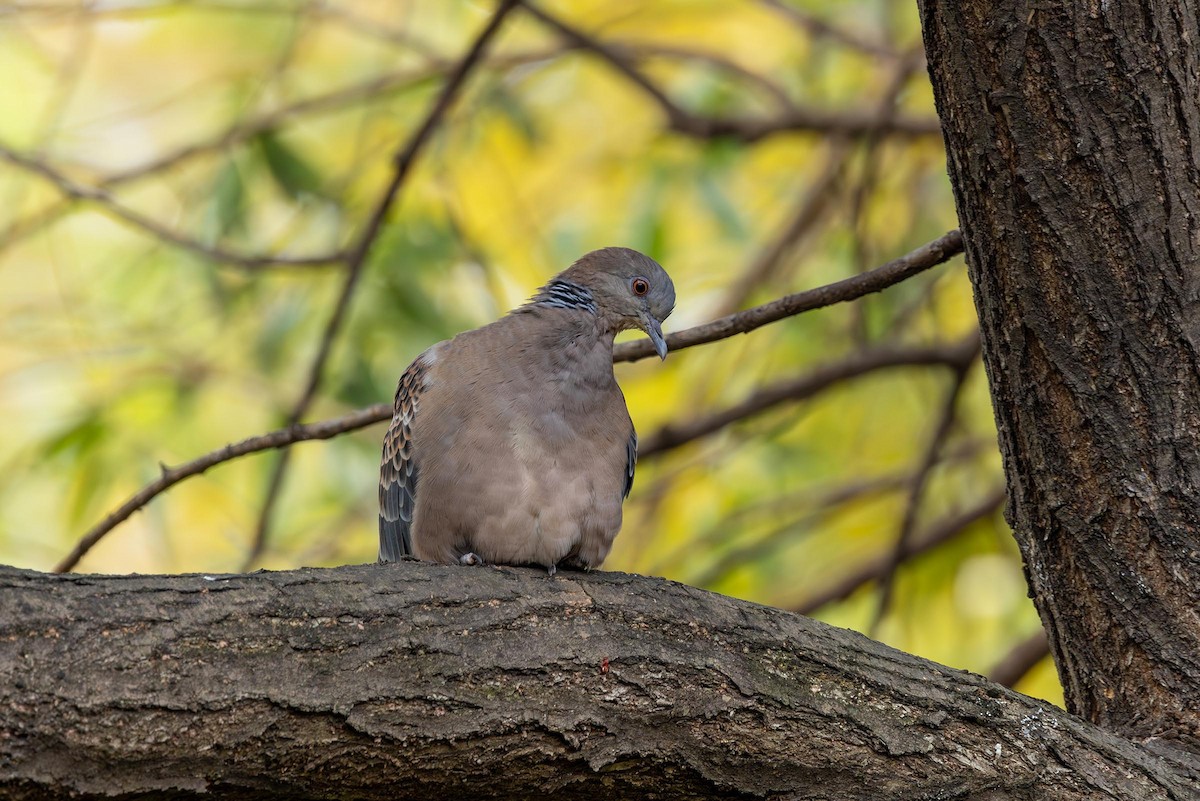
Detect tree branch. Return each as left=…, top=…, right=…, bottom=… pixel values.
left=0, top=143, right=345, bottom=269
left=989, top=629, right=1052, bottom=689
left=793, top=485, right=1007, bottom=616
left=871, top=345, right=980, bottom=631
left=242, top=0, right=521, bottom=570
left=51, top=404, right=392, bottom=574
left=521, top=3, right=940, bottom=142
left=640, top=334, right=980, bottom=458
left=756, top=0, right=902, bottom=60
left=614, top=228, right=964, bottom=363
left=3, top=563, right=1196, bottom=800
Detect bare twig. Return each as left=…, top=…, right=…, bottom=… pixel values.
left=713, top=139, right=851, bottom=317
left=614, top=228, right=965, bottom=363
left=988, top=629, right=1051, bottom=689
left=0, top=144, right=346, bottom=269
left=640, top=334, right=981, bottom=458
left=647, top=437, right=990, bottom=577
left=51, top=404, right=392, bottom=574
left=793, top=486, right=1007, bottom=616
left=756, top=0, right=900, bottom=60
left=59, top=234, right=964, bottom=572
left=521, top=3, right=940, bottom=143
left=870, top=343, right=981, bottom=632
left=843, top=47, right=927, bottom=343
left=241, top=0, right=521, bottom=570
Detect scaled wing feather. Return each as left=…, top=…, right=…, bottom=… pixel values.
left=378, top=355, right=429, bottom=562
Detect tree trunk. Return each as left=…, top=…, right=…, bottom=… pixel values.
left=918, top=0, right=1200, bottom=746
left=1, top=564, right=1197, bottom=800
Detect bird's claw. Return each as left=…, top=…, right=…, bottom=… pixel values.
left=459, top=552, right=484, bottom=566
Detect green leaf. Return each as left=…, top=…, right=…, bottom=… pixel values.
left=211, top=159, right=245, bottom=236
left=256, top=130, right=325, bottom=201
left=43, top=410, right=107, bottom=461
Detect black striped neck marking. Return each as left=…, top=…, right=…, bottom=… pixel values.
left=531, top=279, right=598, bottom=314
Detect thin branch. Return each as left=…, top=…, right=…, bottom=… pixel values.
left=713, top=139, right=851, bottom=317
left=59, top=234, right=964, bottom=572
left=645, top=437, right=990, bottom=577
left=988, top=629, right=1051, bottom=689
left=521, top=2, right=940, bottom=143
left=871, top=346, right=980, bottom=632
left=756, top=0, right=901, bottom=60
left=51, top=404, right=392, bottom=574
left=639, top=334, right=981, bottom=458
left=844, top=47, right=927, bottom=343
left=0, top=144, right=346, bottom=269
left=793, top=485, right=1007, bottom=616
left=241, top=0, right=521, bottom=570
left=614, top=228, right=965, bottom=363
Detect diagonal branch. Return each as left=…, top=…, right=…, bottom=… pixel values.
left=639, top=334, right=981, bottom=458
left=793, top=485, right=1007, bottom=616
left=615, top=228, right=964, bottom=363
left=988, top=629, right=1052, bottom=689
left=521, top=2, right=940, bottom=142
left=870, top=344, right=980, bottom=632
left=0, top=143, right=346, bottom=269
left=51, top=404, right=392, bottom=574
left=241, top=0, right=522, bottom=570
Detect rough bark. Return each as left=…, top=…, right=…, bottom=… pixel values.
left=919, top=0, right=1200, bottom=747
left=1, top=564, right=1197, bottom=800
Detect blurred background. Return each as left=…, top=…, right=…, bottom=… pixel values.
left=0, top=0, right=1056, bottom=702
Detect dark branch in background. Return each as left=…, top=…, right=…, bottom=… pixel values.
left=241, top=0, right=522, bottom=571
left=614, top=228, right=964, bottom=362
left=871, top=345, right=980, bottom=632
left=714, top=49, right=926, bottom=319
left=989, top=629, right=1052, bottom=689
left=0, top=42, right=796, bottom=256
left=56, top=232, right=964, bottom=573
left=0, top=144, right=345, bottom=269
left=713, top=140, right=850, bottom=317
left=845, top=47, right=927, bottom=343
left=793, top=485, right=1007, bottom=615
left=639, top=334, right=980, bottom=458
left=646, top=437, right=989, bottom=576
left=521, top=2, right=940, bottom=142
left=51, top=404, right=392, bottom=574
left=756, top=0, right=902, bottom=59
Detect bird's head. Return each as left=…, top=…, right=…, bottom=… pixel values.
left=562, top=247, right=676, bottom=359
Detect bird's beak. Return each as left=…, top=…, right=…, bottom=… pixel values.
left=640, top=314, right=668, bottom=360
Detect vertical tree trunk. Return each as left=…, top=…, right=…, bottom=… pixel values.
left=919, top=0, right=1200, bottom=746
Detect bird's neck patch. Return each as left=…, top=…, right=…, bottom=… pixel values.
left=529, top=279, right=598, bottom=314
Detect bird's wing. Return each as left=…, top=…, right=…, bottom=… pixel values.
left=624, top=426, right=637, bottom=500
left=378, top=353, right=432, bottom=562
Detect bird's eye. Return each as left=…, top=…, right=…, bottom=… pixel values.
left=631, top=277, right=650, bottom=296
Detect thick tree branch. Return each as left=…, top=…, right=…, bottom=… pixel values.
left=2, top=564, right=1196, bottom=800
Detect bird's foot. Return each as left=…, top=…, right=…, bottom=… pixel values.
left=547, top=564, right=557, bottom=576
left=459, top=552, right=484, bottom=566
